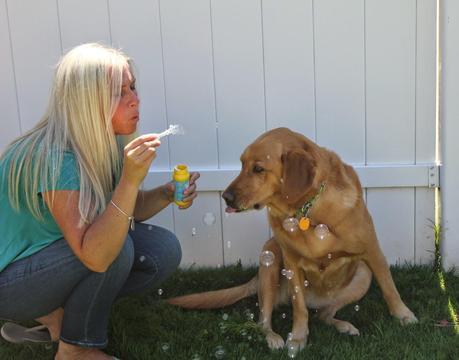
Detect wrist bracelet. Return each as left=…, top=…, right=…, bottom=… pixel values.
left=110, top=200, right=135, bottom=231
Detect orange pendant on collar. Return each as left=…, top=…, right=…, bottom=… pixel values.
left=299, top=217, right=310, bottom=231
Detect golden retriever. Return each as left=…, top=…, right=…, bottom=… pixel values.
left=168, top=127, right=417, bottom=352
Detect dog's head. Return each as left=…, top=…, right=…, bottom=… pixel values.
left=222, top=128, right=319, bottom=213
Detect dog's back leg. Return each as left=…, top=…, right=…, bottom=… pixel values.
left=258, top=238, right=288, bottom=349
left=317, top=260, right=372, bottom=335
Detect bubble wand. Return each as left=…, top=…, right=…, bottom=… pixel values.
left=157, top=124, right=184, bottom=139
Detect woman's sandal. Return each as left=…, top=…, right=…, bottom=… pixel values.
left=0, top=322, right=52, bottom=343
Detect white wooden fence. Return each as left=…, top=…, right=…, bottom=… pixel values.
left=1, top=0, right=448, bottom=268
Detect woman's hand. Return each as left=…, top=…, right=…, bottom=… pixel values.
left=165, top=171, right=200, bottom=209
left=122, top=134, right=161, bottom=186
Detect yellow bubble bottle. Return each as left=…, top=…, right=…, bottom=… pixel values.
left=173, top=164, right=191, bottom=208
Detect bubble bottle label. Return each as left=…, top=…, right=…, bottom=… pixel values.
left=173, top=164, right=191, bottom=208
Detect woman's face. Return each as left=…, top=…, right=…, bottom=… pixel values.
left=111, top=68, right=140, bottom=135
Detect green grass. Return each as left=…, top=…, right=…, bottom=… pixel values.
left=1, top=264, right=458, bottom=360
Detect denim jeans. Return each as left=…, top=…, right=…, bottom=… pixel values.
left=0, top=223, right=181, bottom=348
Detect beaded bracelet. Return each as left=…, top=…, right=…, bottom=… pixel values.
left=110, top=200, right=135, bottom=231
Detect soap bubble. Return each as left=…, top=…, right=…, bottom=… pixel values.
left=294, top=286, right=300, bottom=293
left=327, top=253, right=332, bottom=259
left=161, top=343, right=170, bottom=352
left=314, top=224, right=329, bottom=240
left=287, top=341, right=298, bottom=358
left=227, top=241, right=231, bottom=249
left=214, top=345, right=225, bottom=359
left=139, top=255, right=146, bottom=262
left=192, top=227, right=197, bottom=236
left=281, top=268, right=287, bottom=276
left=282, top=217, right=299, bottom=232
left=304, top=280, right=309, bottom=287
left=222, top=313, right=229, bottom=321
left=191, top=354, right=201, bottom=360
left=260, top=250, right=275, bottom=267
left=354, top=304, right=360, bottom=312
left=282, top=313, right=286, bottom=319
left=203, top=212, right=216, bottom=226
left=158, top=288, right=163, bottom=296
left=283, top=269, right=294, bottom=280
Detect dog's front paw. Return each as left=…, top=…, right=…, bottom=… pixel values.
left=393, top=305, right=418, bottom=325
left=399, top=311, right=418, bottom=326
left=265, top=330, right=285, bottom=350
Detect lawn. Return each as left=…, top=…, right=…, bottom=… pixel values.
left=0, top=264, right=458, bottom=360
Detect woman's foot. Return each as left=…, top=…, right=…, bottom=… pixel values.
left=35, top=308, right=64, bottom=342
left=55, top=341, right=115, bottom=360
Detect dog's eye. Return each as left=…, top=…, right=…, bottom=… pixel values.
left=253, top=165, right=264, bottom=174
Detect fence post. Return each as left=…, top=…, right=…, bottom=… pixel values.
left=441, top=0, right=459, bottom=269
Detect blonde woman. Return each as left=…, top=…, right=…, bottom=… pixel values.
left=0, top=43, right=199, bottom=359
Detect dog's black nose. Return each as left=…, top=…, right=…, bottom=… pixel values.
left=222, top=190, right=235, bottom=206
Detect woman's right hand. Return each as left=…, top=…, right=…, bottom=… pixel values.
left=122, top=134, right=161, bottom=186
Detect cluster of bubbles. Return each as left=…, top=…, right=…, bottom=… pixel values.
left=281, top=268, right=294, bottom=280
left=282, top=218, right=330, bottom=240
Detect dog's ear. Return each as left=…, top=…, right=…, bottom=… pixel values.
left=281, top=149, right=316, bottom=205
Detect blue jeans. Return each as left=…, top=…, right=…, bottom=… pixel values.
left=0, top=223, right=181, bottom=348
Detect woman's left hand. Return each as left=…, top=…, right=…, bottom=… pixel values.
left=165, top=172, right=201, bottom=209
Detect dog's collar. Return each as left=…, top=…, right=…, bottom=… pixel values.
left=284, top=182, right=325, bottom=231
left=294, top=182, right=326, bottom=218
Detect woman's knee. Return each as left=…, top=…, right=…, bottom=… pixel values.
left=160, top=228, right=182, bottom=270
left=107, top=236, right=134, bottom=276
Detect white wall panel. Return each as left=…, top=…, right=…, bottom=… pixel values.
left=262, top=0, right=315, bottom=139
left=211, top=0, right=266, bottom=168
left=366, top=0, right=416, bottom=164
left=367, top=188, right=415, bottom=264
left=58, top=0, right=111, bottom=51
left=6, top=0, right=61, bottom=133
left=0, top=0, right=20, bottom=152
left=0, top=0, right=440, bottom=267
left=174, top=192, right=223, bottom=267
left=109, top=0, right=170, bottom=170
left=222, top=201, right=270, bottom=266
left=314, top=0, right=365, bottom=164
left=160, top=0, right=218, bottom=169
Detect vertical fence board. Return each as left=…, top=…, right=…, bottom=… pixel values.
left=109, top=0, right=170, bottom=170
left=365, top=0, right=416, bottom=164
left=174, top=192, right=223, bottom=267
left=211, top=0, right=266, bottom=168
left=58, top=0, right=110, bottom=50
left=414, top=0, right=437, bottom=265
left=262, top=0, right=315, bottom=139
left=6, top=0, right=61, bottom=133
left=160, top=0, right=218, bottom=169
left=441, top=0, right=459, bottom=269
left=0, top=1, right=20, bottom=151
left=367, top=188, right=415, bottom=264
left=314, top=0, right=365, bottom=164
left=222, top=203, right=270, bottom=266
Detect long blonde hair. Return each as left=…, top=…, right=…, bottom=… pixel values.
left=1, top=43, right=133, bottom=224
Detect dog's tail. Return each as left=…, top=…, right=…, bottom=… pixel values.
left=166, top=276, right=258, bottom=309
